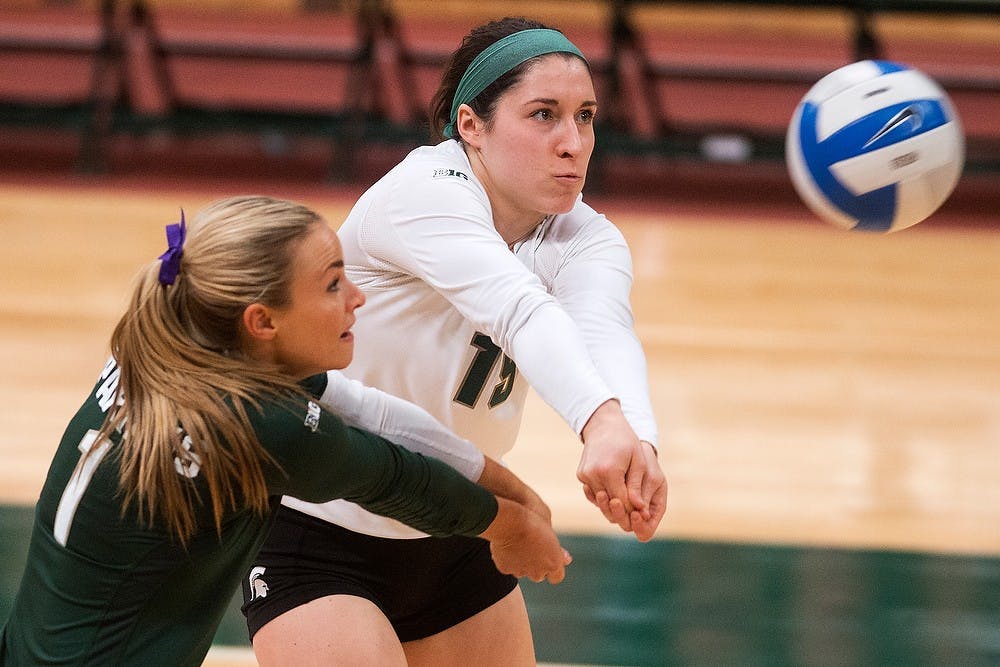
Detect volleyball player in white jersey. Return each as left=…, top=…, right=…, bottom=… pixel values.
left=244, top=17, right=667, bottom=666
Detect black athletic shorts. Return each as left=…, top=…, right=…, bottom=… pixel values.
left=241, top=506, right=518, bottom=643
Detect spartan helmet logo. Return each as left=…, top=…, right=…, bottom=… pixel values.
left=248, top=566, right=269, bottom=600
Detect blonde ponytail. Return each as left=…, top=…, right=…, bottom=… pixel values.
left=99, top=196, right=323, bottom=544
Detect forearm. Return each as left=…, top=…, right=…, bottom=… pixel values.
left=267, top=400, right=496, bottom=536
left=476, top=457, right=550, bottom=520
left=580, top=398, right=631, bottom=441
left=588, top=334, right=658, bottom=447
left=552, top=219, right=658, bottom=446
left=354, top=447, right=498, bottom=538
left=507, top=302, right=615, bottom=435
left=321, top=370, right=485, bottom=480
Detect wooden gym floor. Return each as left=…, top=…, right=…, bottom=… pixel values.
left=0, top=170, right=998, bottom=665
left=2, top=177, right=998, bottom=553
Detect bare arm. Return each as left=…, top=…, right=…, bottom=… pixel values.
left=476, top=456, right=551, bottom=523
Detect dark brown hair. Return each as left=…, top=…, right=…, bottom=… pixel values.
left=429, top=17, right=588, bottom=141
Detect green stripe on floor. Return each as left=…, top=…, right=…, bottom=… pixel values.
left=3, top=505, right=998, bottom=666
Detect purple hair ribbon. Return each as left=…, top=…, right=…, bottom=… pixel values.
left=157, top=210, right=186, bottom=286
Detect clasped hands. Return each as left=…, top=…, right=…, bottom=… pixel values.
left=479, top=398, right=666, bottom=587
left=578, top=399, right=667, bottom=542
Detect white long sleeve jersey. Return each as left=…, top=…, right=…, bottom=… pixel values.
left=284, top=140, right=657, bottom=538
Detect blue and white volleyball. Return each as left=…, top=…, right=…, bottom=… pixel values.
left=786, top=60, right=964, bottom=232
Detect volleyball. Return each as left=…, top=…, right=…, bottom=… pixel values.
left=786, top=60, right=964, bottom=232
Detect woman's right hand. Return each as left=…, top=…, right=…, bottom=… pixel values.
left=480, top=498, right=571, bottom=584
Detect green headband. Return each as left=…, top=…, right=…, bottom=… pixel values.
left=443, top=28, right=586, bottom=139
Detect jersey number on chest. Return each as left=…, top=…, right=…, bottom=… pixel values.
left=454, top=333, right=517, bottom=409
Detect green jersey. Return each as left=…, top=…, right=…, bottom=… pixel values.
left=0, top=357, right=497, bottom=666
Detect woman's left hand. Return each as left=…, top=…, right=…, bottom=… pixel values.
left=627, top=441, right=666, bottom=542
left=578, top=401, right=666, bottom=540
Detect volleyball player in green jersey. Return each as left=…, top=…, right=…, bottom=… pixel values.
left=0, top=196, right=569, bottom=666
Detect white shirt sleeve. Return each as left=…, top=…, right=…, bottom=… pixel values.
left=319, top=370, right=486, bottom=481
left=359, top=174, right=615, bottom=435
left=550, top=215, right=659, bottom=447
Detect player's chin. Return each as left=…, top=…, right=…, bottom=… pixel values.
left=331, top=340, right=354, bottom=369
left=545, top=189, right=583, bottom=214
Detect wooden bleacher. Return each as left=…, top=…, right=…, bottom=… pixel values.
left=1, top=0, right=998, bottom=181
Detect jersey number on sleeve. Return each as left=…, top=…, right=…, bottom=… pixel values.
left=454, top=333, right=517, bottom=409
left=53, top=429, right=112, bottom=547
